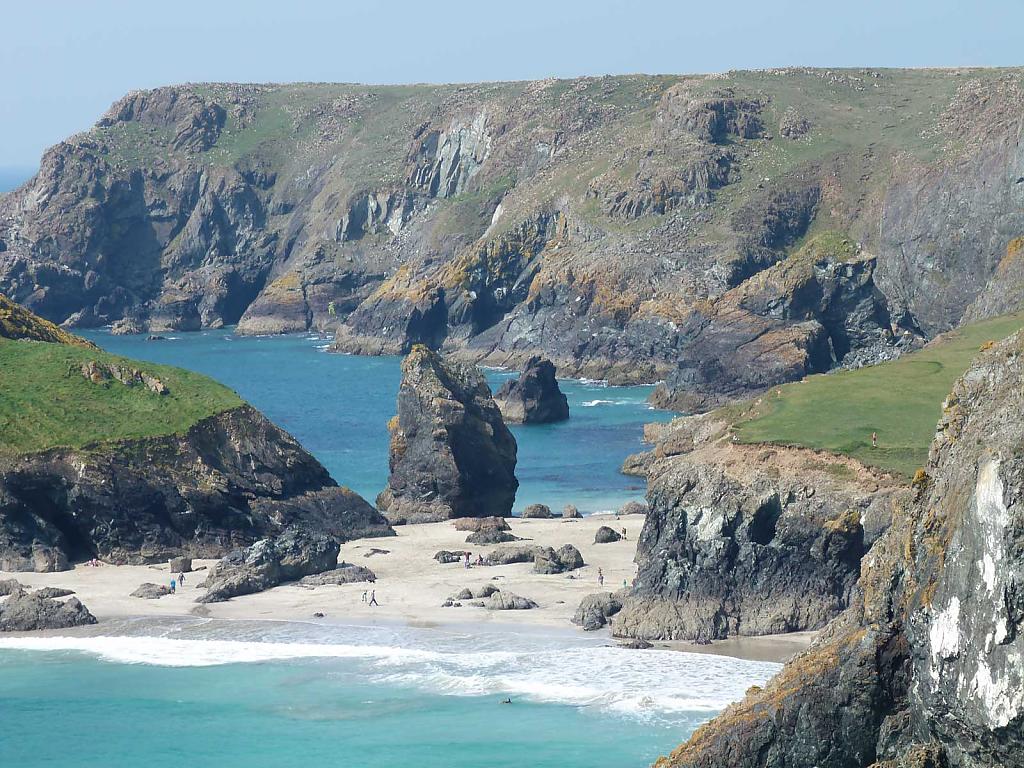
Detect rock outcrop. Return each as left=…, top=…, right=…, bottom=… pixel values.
left=661, top=331, right=1024, bottom=768
left=533, top=544, right=585, bottom=574
left=520, top=503, right=553, bottom=519
left=0, top=405, right=393, bottom=572
left=493, top=356, right=569, bottom=424
left=0, top=588, right=97, bottom=631
left=377, top=346, right=518, bottom=522
left=4, top=72, right=1022, bottom=406
left=198, top=530, right=340, bottom=603
left=594, top=526, right=622, bottom=544
left=485, top=591, right=537, bottom=610
left=298, top=563, right=376, bottom=586
left=131, top=583, right=171, bottom=599
left=616, top=409, right=903, bottom=642
left=573, top=591, right=625, bottom=631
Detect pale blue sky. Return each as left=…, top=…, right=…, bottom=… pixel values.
left=0, top=0, right=1020, bottom=168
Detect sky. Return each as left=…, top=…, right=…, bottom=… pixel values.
left=0, top=0, right=1021, bottom=169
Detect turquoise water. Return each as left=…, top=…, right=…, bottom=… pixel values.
left=84, top=330, right=673, bottom=514
left=0, top=620, right=781, bottom=768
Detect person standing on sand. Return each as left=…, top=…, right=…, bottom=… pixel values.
left=362, top=590, right=368, bottom=603
left=170, top=578, right=176, bottom=594
left=369, top=590, right=379, bottom=607
left=178, top=572, right=185, bottom=587
left=597, top=568, right=604, bottom=587
left=464, top=552, right=471, bottom=569
left=872, top=431, right=878, bottom=448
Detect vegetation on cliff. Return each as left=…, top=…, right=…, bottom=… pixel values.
left=729, top=310, right=1024, bottom=477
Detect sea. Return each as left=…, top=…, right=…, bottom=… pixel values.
left=0, top=329, right=778, bottom=767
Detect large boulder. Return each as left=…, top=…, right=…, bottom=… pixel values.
left=661, top=331, right=1024, bottom=767
left=562, top=504, right=582, bottom=519
left=466, top=528, right=519, bottom=545
left=521, top=503, right=553, bottom=519
left=0, top=592, right=97, bottom=631
left=299, top=563, right=375, bottom=586
left=433, top=549, right=470, bottom=564
left=131, top=583, right=171, bottom=599
left=169, top=556, right=192, bottom=573
left=484, top=545, right=546, bottom=566
left=493, top=356, right=569, bottom=424
left=485, top=591, right=538, bottom=610
left=534, top=544, right=585, bottom=574
left=573, top=592, right=625, bottom=631
left=453, top=516, right=510, bottom=532
left=594, top=526, right=622, bottom=544
left=198, top=530, right=339, bottom=603
left=377, top=346, right=518, bottom=523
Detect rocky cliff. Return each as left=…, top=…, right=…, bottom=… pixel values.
left=3, top=70, right=1022, bottom=405
left=377, top=345, right=518, bottom=522
left=0, top=298, right=391, bottom=571
left=659, top=331, right=1024, bottom=767
left=618, top=409, right=904, bottom=642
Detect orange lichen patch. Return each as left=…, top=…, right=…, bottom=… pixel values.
left=825, top=507, right=862, bottom=535
left=370, top=265, right=436, bottom=303
left=591, top=281, right=642, bottom=323
left=997, top=236, right=1024, bottom=273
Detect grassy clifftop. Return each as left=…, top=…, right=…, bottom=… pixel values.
left=729, top=311, right=1024, bottom=477
left=0, top=295, right=243, bottom=455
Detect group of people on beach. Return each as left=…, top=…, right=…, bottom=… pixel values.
left=361, top=589, right=379, bottom=606
left=169, top=572, right=186, bottom=594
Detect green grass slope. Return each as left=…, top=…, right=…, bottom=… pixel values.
left=0, top=338, right=243, bottom=455
left=731, top=312, right=1024, bottom=478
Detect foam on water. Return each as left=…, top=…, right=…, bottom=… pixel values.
left=0, top=620, right=779, bottom=721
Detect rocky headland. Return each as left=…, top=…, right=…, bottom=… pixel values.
left=658, top=331, right=1024, bottom=767
left=3, top=71, right=1024, bottom=408
left=493, top=356, right=569, bottom=424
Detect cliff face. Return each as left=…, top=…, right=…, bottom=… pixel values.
left=618, top=410, right=904, bottom=642
left=0, top=405, right=392, bottom=571
left=660, top=332, right=1024, bottom=768
left=3, top=70, right=1022, bottom=403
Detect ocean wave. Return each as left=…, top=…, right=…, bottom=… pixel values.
left=0, top=630, right=779, bottom=719
left=581, top=399, right=615, bottom=407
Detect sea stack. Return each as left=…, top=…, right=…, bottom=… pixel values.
left=377, top=345, right=518, bottom=523
left=493, top=356, right=569, bottom=424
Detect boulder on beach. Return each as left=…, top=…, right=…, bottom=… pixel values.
left=573, top=592, right=624, bottom=631
left=299, top=563, right=376, bottom=586
left=594, top=526, right=622, bottom=544
left=493, top=356, right=569, bottom=424
left=377, top=346, right=518, bottom=523
left=433, top=550, right=471, bottom=564
left=0, top=592, right=97, bottom=632
left=618, top=501, right=648, bottom=516
left=453, top=516, right=510, bottom=532
left=485, top=591, right=538, bottom=610
left=520, top=503, right=553, bottom=519
left=484, top=545, right=546, bottom=566
left=131, top=583, right=171, bottom=599
left=0, top=579, right=24, bottom=597
left=169, top=556, right=192, bottom=573
left=562, top=504, right=582, bottom=519
left=466, top=528, right=519, bottom=545
left=534, top=544, right=585, bottom=574
left=32, top=587, right=74, bottom=599
left=198, top=529, right=339, bottom=603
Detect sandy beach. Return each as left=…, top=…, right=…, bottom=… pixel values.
left=1, top=514, right=813, bottom=663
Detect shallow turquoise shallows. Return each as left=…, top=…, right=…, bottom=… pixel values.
left=0, top=620, right=781, bottom=768
left=83, top=329, right=674, bottom=514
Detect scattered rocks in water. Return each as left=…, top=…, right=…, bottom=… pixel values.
left=434, top=550, right=471, bottom=564
left=299, top=563, right=376, bottom=586
left=169, top=556, right=192, bottom=574
left=594, top=526, right=623, bottom=544
left=466, top=528, right=519, bottom=545
left=573, top=592, right=625, bottom=631
left=485, top=591, right=538, bottom=610
left=453, top=516, right=510, bottom=532
left=520, top=503, right=553, bottom=519
left=493, top=356, right=569, bottom=424
left=131, top=583, right=171, bottom=599
left=562, top=504, right=582, bottom=519
left=0, top=592, right=97, bottom=631
left=146, top=335, right=167, bottom=342
left=198, top=530, right=340, bottom=604
left=377, top=345, right=518, bottom=523
left=32, top=587, right=75, bottom=599
left=616, top=638, right=653, bottom=650
left=617, top=501, right=648, bottom=516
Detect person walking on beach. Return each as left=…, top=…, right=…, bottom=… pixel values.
left=361, top=590, right=368, bottom=603
left=597, top=568, right=604, bottom=587
left=621, top=527, right=627, bottom=540
left=369, top=589, right=379, bottom=607
left=178, top=572, right=185, bottom=587
left=464, top=552, right=471, bottom=569
left=170, top=578, right=176, bottom=594
left=872, top=431, right=878, bottom=448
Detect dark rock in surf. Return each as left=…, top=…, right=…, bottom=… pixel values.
left=493, top=356, right=569, bottom=424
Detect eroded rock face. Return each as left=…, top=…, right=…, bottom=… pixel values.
left=377, top=346, right=518, bottom=522
left=198, top=529, right=340, bottom=603
left=663, top=332, right=1024, bottom=767
left=617, top=410, right=902, bottom=643
left=573, top=591, right=625, bottom=631
left=493, top=356, right=569, bottom=424
left=0, top=406, right=392, bottom=571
